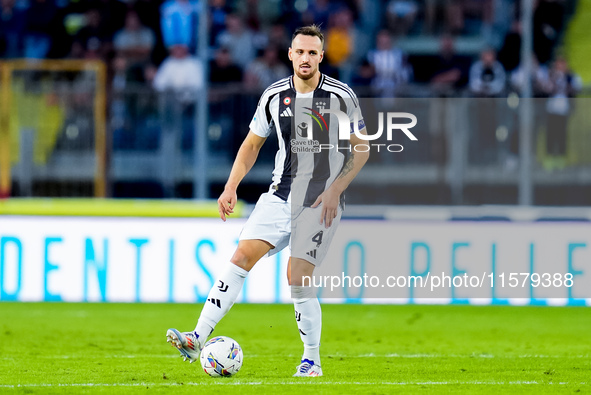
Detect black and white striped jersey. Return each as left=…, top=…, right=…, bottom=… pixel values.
left=249, top=74, right=364, bottom=207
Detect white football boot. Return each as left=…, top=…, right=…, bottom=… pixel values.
left=293, top=359, right=323, bottom=377
left=166, top=329, right=202, bottom=363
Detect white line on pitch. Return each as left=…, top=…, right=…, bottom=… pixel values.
left=0, top=381, right=586, bottom=388
left=1, top=353, right=588, bottom=360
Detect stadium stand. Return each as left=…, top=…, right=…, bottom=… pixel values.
left=0, top=0, right=588, bottom=205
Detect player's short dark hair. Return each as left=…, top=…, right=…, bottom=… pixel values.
left=292, top=25, right=324, bottom=48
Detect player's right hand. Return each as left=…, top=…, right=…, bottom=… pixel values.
left=218, top=189, right=237, bottom=222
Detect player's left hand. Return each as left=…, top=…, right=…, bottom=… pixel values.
left=311, top=188, right=340, bottom=228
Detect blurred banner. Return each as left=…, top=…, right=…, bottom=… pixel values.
left=0, top=217, right=589, bottom=305
left=0, top=60, right=107, bottom=198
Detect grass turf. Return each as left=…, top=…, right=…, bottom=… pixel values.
left=0, top=303, right=589, bottom=394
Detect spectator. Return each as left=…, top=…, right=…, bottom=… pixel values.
left=468, top=48, right=507, bottom=165
left=351, top=59, right=374, bottom=88
left=112, top=55, right=128, bottom=91
left=429, top=35, right=470, bottom=167
left=267, top=23, right=291, bottom=68
left=111, top=55, right=160, bottom=151
left=510, top=56, right=550, bottom=97
left=93, top=0, right=127, bottom=36
left=160, top=0, right=199, bottom=52
left=428, top=35, right=469, bottom=168
left=70, top=7, right=112, bottom=60
left=430, top=35, right=470, bottom=96
left=153, top=44, right=204, bottom=100
left=144, top=63, right=158, bottom=85
left=208, top=45, right=243, bottom=158
left=462, top=0, right=493, bottom=36
left=386, top=0, right=418, bottom=36
left=209, top=0, right=231, bottom=47
left=423, top=0, right=442, bottom=34
left=216, top=14, right=256, bottom=69
left=111, top=55, right=131, bottom=149
left=111, top=55, right=144, bottom=90
left=153, top=43, right=204, bottom=152
left=489, top=0, right=516, bottom=48
left=209, top=46, right=242, bottom=85
left=544, top=56, right=581, bottom=169
left=131, top=0, right=166, bottom=64
left=240, top=0, right=261, bottom=32
left=534, top=0, right=565, bottom=65
left=469, top=48, right=506, bottom=97
left=236, top=0, right=270, bottom=56
left=509, top=56, right=550, bottom=169
left=367, top=30, right=411, bottom=98
left=497, top=20, right=521, bottom=73
left=244, top=46, right=289, bottom=91
left=113, top=10, right=155, bottom=65
left=133, top=0, right=162, bottom=33
left=424, top=0, right=464, bottom=35
left=325, top=7, right=356, bottom=81
left=23, top=0, right=60, bottom=59
left=302, top=0, right=331, bottom=28
left=0, top=0, right=27, bottom=58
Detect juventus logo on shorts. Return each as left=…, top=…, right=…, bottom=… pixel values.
left=218, top=280, right=229, bottom=292
left=207, top=298, right=221, bottom=308
left=295, top=311, right=301, bottom=322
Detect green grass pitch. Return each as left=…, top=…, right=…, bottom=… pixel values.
left=1, top=303, right=589, bottom=394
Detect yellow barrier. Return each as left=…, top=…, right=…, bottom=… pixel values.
left=0, top=198, right=244, bottom=218
left=0, top=64, right=10, bottom=197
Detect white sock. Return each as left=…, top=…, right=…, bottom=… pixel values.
left=194, top=263, right=248, bottom=345
left=292, top=285, right=322, bottom=366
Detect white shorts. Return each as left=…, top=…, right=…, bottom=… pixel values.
left=239, top=192, right=291, bottom=257
left=239, top=191, right=342, bottom=266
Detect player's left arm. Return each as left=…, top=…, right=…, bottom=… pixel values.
left=311, top=129, right=369, bottom=228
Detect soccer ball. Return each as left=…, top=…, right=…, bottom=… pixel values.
left=200, top=336, right=243, bottom=377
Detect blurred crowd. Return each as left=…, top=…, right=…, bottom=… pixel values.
left=2, top=0, right=587, bottom=200
left=0, top=0, right=580, bottom=98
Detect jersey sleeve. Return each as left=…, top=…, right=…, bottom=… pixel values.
left=345, top=89, right=365, bottom=134
left=249, top=93, right=272, bottom=138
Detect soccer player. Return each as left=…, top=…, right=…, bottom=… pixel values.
left=166, top=25, right=369, bottom=377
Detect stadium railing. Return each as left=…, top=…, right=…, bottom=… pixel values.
left=2, top=77, right=590, bottom=204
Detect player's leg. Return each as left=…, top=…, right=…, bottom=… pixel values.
left=289, top=203, right=343, bottom=376
left=167, top=239, right=271, bottom=362
left=289, top=257, right=323, bottom=377
left=194, top=239, right=272, bottom=339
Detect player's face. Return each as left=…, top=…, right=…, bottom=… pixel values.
left=289, top=35, right=324, bottom=81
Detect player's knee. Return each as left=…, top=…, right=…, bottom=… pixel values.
left=289, top=259, right=315, bottom=287
left=230, top=248, right=254, bottom=271
left=290, top=275, right=309, bottom=287
left=289, top=270, right=311, bottom=287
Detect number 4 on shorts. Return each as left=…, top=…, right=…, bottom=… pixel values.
left=312, top=231, right=323, bottom=247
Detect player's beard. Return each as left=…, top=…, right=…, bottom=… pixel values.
left=294, top=64, right=317, bottom=80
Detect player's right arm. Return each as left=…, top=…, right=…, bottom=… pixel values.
left=218, top=131, right=267, bottom=221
